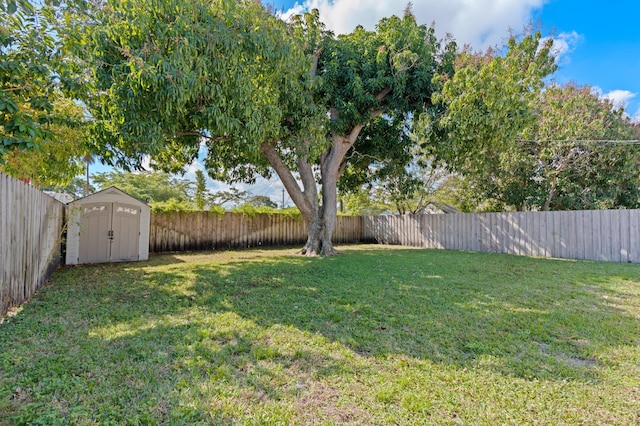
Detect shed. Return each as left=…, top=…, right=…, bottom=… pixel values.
left=65, top=187, right=150, bottom=265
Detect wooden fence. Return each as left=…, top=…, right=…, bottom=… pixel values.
left=1, top=192, right=638, bottom=318
left=150, top=212, right=366, bottom=252
left=150, top=210, right=639, bottom=263
left=363, top=210, right=640, bottom=263
left=0, top=173, right=65, bottom=317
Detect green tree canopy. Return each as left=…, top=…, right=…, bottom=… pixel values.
left=521, top=84, right=640, bottom=210
left=0, top=98, right=88, bottom=187
left=422, top=32, right=557, bottom=182
left=80, top=2, right=454, bottom=255
left=92, top=170, right=192, bottom=204
left=1, top=0, right=88, bottom=161
left=421, top=31, right=640, bottom=212
left=77, top=0, right=316, bottom=174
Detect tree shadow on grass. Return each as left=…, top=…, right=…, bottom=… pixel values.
left=2, top=248, right=639, bottom=423
left=137, top=248, right=640, bottom=383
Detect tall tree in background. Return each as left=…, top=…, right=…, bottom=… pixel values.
left=92, top=171, right=192, bottom=204
left=80, top=1, right=455, bottom=255
left=194, top=170, right=207, bottom=210
left=421, top=32, right=557, bottom=211
left=521, top=84, right=640, bottom=210
left=422, top=31, right=640, bottom=211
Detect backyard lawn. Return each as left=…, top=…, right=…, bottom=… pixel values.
left=1, top=245, right=639, bottom=425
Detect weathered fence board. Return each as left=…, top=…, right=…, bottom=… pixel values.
left=0, top=173, right=65, bottom=317
left=150, top=209, right=640, bottom=264
left=149, top=212, right=364, bottom=252
left=364, top=210, right=640, bottom=263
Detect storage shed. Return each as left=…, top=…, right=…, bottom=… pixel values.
left=65, top=187, right=150, bottom=265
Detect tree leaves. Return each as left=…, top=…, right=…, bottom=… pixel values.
left=81, top=0, right=311, bottom=176
left=422, top=34, right=640, bottom=211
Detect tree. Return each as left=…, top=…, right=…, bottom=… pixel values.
left=234, top=10, right=454, bottom=254
left=1, top=0, right=56, bottom=153
left=0, top=0, right=94, bottom=189
left=80, top=1, right=454, bottom=255
left=194, top=170, right=207, bottom=210
left=92, top=171, right=192, bottom=204
left=243, top=195, right=278, bottom=208
left=0, top=0, right=86, bottom=156
left=422, top=35, right=640, bottom=211
left=340, top=188, right=390, bottom=216
left=341, top=148, right=449, bottom=215
left=0, top=98, right=88, bottom=187
left=420, top=32, right=557, bottom=211
left=374, top=147, right=449, bottom=214
left=43, top=176, right=95, bottom=200
left=77, top=0, right=313, bottom=172
left=208, top=187, right=249, bottom=209
left=286, top=13, right=453, bottom=254
left=520, top=84, right=640, bottom=210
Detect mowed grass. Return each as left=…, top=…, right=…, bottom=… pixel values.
left=1, top=246, right=639, bottom=425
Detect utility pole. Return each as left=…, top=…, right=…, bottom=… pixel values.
left=281, top=189, right=285, bottom=209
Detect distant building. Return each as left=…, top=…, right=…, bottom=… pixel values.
left=417, top=201, right=460, bottom=215
left=43, top=191, right=74, bottom=204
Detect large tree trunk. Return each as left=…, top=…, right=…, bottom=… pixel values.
left=259, top=92, right=387, bottom=256
left=260, top=142, right=328, bottom=256
left=260, top=132, right=357, bottom=256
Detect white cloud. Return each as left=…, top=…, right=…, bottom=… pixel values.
left=599, top=88, right=637, bottom=110
left=591, top=86, right=639, bottom=119
left=542, top=31, right=581, bottom=64
left=281, top=0, right=547, bottom=49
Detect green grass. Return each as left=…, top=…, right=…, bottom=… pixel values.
left=1, top=245, right=639, bottom=425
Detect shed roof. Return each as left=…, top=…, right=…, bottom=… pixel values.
left=70, top=186, right=149, bottom=207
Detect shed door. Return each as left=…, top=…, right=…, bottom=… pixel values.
left=110, top=203, right=140, bottom=261
left=79, top=203, right=112, bottom=264
left=78, top=202, right=141, bottom=263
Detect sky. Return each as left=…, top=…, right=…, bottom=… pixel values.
left=96, top=0, right=640, bottom=205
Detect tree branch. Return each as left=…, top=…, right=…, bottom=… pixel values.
left=260, top=143, right=313, bottom=217
left=174, top=131, right=230, bottom=143
left=310, top=48, right=322, bottom=78
left=375, top=87, right=393, bottom=101
left=297, top=139, right=319, bottom=210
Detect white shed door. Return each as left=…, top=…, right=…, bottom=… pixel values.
left=79, top=203, right=112, bottom=264
left=110, top=203, right=140, bottom=261
left=79, top=202, right=141, bottom=263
